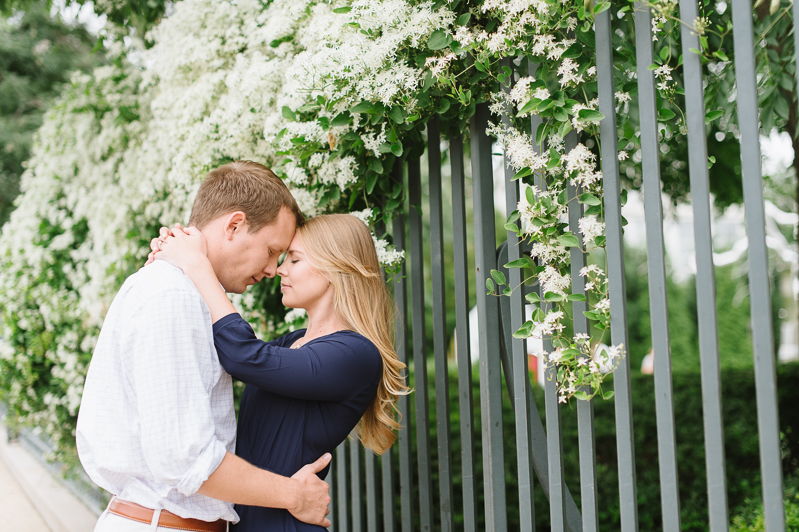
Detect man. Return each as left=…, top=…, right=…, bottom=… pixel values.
left=76, top=161, right=331, bottom=532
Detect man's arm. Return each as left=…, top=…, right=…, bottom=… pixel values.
left=198, top=452, right=332, bottom=527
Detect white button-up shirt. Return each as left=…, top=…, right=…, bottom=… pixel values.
left=77, top=261, right=238, bottom=523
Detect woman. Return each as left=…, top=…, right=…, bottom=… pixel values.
left=152, top=214, right=409, bottom=531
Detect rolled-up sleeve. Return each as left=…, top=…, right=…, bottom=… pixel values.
left=125, top=287, right=228, bottom=496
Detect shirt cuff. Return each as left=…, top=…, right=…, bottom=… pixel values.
left=212, top=312, right=242, bottom=335
left=176, top=437, right=228, bottom=497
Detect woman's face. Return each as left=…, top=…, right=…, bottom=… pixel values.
left=276, top=233, right=332, bottom=310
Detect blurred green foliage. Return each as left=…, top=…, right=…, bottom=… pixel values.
left=379, top=362, right=799, bottom=531
left=0, top=4, right=102, bottom=225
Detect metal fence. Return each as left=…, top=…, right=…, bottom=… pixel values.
left=326, top=0, right=788, bottom=530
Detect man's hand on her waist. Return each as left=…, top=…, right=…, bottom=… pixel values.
left=288, top=453, right=332, bottom=527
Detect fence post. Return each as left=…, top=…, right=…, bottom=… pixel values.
left=470, top=102, right=508, bottom=532
left=595, top=8, right=639, bottom=532
left=731, top=0, right=786, bottom=528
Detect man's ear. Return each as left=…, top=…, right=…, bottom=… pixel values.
left=224, top=211, right=247, bottom=240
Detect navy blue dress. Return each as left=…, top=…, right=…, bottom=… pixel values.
left=212, top=313, right=382, bottom=532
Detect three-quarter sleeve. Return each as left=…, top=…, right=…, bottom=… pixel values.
left=213, top=314, right=381, bottom=401
left=125, top=287, right=228, bottom=496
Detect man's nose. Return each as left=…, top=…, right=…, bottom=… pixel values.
left=263, top=257, right=278, bottom=278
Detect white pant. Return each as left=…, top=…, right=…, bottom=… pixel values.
left=93, top=504, right=228, bottom=532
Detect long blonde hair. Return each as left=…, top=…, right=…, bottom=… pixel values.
left=296, top=214, right=410, bottom=455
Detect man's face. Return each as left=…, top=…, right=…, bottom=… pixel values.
left=216, top=208, right=296, bottom=293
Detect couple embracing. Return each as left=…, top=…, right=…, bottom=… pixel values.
left=76, top=161, right=409, bottom=532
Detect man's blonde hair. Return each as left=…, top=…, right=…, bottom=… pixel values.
left=297, top=214, right=410, bottom=455
left=189, top=161, right=304, bottom=232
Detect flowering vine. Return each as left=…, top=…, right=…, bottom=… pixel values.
left=0, top=0, right=744, bottom=455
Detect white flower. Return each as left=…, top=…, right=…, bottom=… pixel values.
left=349, top=208, right=374, bottom=226
left=538, top=265, right=571, bottom=296
left=578, top=215, right=605, bottom=245
left=618, top=150, right=629, bottom=161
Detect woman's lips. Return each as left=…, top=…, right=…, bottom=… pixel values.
left=281, top=284, right=291, bottom=291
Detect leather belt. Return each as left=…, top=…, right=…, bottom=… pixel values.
left=108, top=499, right=227, bottom=532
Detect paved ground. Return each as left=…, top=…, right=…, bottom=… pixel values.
left=0, top=427, right=98, bottom=532
left=0, top=449, right=50, bottom=531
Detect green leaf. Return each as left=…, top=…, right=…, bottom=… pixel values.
left=567, top=293, right=587, bottom=301
left=351, top=101, right=374, bottom=113
left=281, top=106, right=296, bottom=120
left=491, top=270, right=507, bottom=286
left=518, top=98, right=540, bottom=116
left=456, top=13, right=471, bottom=25
left=579, top=193, right=601, bottom=205
left=428, top=30, right=450, bottom=51
left=593, top=1, right=611, bottom=13
left=437, top=98, right=451, bottom=113
left=366, top=172, right=379, bottom=194
left=390, top=143, right=403, bottom=157
left=298, top=102, right=321, bottom=113
left=378, top=142, right=393, bottom=154
left=486, top=278, right=495, bottom=293
left=553, top=107, right=569, bottom=122
left=508, top=210, right=521, bottom=223
left=603, top=391, right=615, bottom=400
left=775, top=97, right=790, bottom=120
left=504, top=222, right=520, bottom=233
left=544, top=292, right=564, bottom=302
left=713, top=50, right=729, bottom=62
left=707, top=155, right=716, bottom=169
left=558, top=233, right=581, bottom=248
left=389, top=106, right=405, bottom=124
left=574, top=391, right=590, bottom=401
left=658, top=108, right=676, bottom=121
left=595, top=235, right=606, bottom=246
left=333, top=6, right=351, bottom=13
left=525, top=186, right=536, bottom=204
left=525, top=292, right=541, bottom=304
left=578, top=109, right=605, bottom=121
left=583, top=310, right=599, bottom=320
left=504, top=258, right=529, bottom=269
left=369, top=158, right=383, bottom=173
left=331, top=112, right=350, bottom=127
left=513, top=321, right=534, bottom=338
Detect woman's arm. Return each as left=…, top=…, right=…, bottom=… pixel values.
left=154, top=228, right=237, bottom=323
left=213, top=314, right=381, bottom=401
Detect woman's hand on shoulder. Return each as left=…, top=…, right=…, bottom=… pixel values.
left=144, top=224, right=209, bottom=274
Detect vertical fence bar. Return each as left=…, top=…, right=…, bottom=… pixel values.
left=731, top=0, right=786, bottom=528
left=541, top=133, right=579, bottom=532
left=428, top=118, right=455, bottom=532
left=408, top=154, right=434, bottom=532
left=678, top=1, right=730, bottom=529
left=365, top=449, right=378, bottom=532
left=595, top=8, right=639, bottom=532
left=633, top=4, right=682, bottom=530
left=337, top=443, right=348, bottom=531
left=351, top=439, right=363, bottom=532
left=382, top=449, right=396, bottom=532
left=450, top=132, right=478, bottom=532
left=392, top=162, right=414, bottom=532
left=377, top=216, right=396, bottom=532
left=566, top=135, right=599, bottom=532
left=471, top=102, right=508, bottom=532
left=501, top=57, right=536, bottom=532
left=329, top=455, right=336, bottom=532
